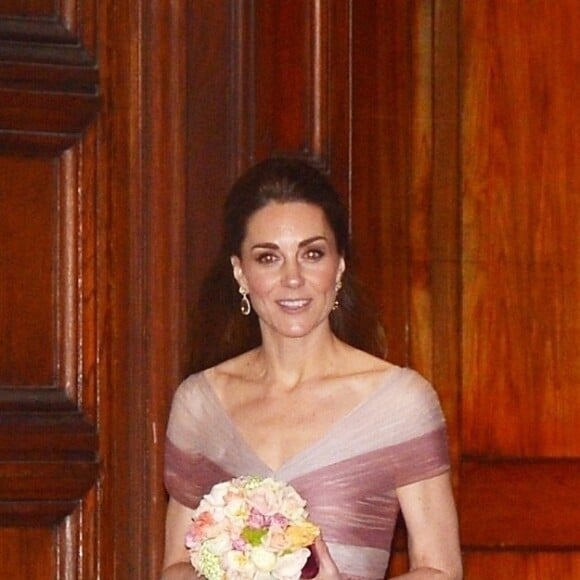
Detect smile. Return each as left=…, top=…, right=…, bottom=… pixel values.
left=277, top=299, right=310, bottom=310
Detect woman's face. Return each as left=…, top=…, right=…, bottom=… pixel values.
left=231, top=201, right=345, bottom=340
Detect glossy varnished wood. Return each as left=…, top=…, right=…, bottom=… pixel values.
left=464, top=552, right=580, bottom=580
left=351, top=0, right=415, bottom=366
left=1, top=0, right=578, bottom=578
left=461, top=459, right=580, bottom=547
left=460, top=0, right=579, bottom=575
left=462, top=0, right=579, bottom=459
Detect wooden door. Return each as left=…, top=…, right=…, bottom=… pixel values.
left=1, top=1, right=578, bottom=579
left=0, top=0, right=188, bottom=577
left=0, top=2, right=102, bottom=577
left=459, top=1, right=580, bottom=576
left=184, top=1, right=580, bottom=578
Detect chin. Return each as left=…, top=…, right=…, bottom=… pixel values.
left=278, top=318, right=330, bottom=339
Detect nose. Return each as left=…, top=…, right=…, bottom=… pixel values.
left=281, top=259, right=304, bottom=288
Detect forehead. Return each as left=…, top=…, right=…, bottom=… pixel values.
left=244, top=201, right=332, bottom=240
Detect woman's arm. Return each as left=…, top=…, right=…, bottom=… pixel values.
left=393, top=472, right=462, bottom=579
left=161, top=497, right=200, bottom=580
left=161, top=562, right=199, bottom=580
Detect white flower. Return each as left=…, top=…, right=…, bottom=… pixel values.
left=205, top=532, right=232, bottom=556
left=272, top=548, right=310, bottom=580
left=250, top=547, right=278, bottom=572
left=224, top=496, right=248, bottom=519
left=224, top=550, right=256, bottom=576
left=254, top=573, right=275, bottom=580
left=204, top=481, right=231, bottom=507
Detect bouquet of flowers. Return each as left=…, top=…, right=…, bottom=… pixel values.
left=185, top=475, right=320, bottom=580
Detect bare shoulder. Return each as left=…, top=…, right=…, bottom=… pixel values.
left=334, top=341, right=395, bottom=378
left=322, top=342, right=401, bottom=403
left=204, top=349, right=260, bottom=393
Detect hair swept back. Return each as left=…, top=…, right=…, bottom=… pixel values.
left=189, top=157, right=386, bottom=372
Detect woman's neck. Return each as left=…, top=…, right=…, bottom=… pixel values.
left=252, top=327, right=345, bottom=390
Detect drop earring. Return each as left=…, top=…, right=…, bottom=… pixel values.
left=239, top=288, right=252, bottom=316
left=332, top=280, right=342, bottom=311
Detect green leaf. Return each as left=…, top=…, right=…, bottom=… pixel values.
left=241, top=526, right=267, bottom=547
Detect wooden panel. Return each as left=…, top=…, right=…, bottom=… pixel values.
left=0, top=157, right=55, bottom=385
left=0, top=2, right=101, bottom=579
left=458, top=0, right=580, bottom=574
left=0, top=3, right=53, bottom=18
left=187, top=0, right=351, bottom=360
left=351, top=0, right=415, bottom=365
left=461, top=460, right=580, bottom=547
left=0, top=3, right=99, bottom=155
left=254, top=0, right=318, bottom=159
left=461, top=0, right=579, bottom=458
left=137, top=0, right=188, bottom=575
left=1, top=528, right=55, bottom=578
left=0, top=147, right=100, bottom=567
left=186, top=0, right=234, bottom=323
left=464, top=552, right=580, bottom=580
left=249, top=0, right=350, bottom=179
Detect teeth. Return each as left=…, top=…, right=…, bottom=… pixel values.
left=279, top=299, right=308, bottom=308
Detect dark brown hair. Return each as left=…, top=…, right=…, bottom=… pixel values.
left=191, top=157, right=385, bottom=371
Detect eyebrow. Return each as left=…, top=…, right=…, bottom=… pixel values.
left=250, top=235, right=328, bottom=251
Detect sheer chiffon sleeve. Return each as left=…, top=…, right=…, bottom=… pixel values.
left=163, top=367, right=450, bottom=580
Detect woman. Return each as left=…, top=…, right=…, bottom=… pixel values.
left=162, top=158, right=462, bottom=579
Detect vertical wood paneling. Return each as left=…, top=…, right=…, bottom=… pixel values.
left=254, top=0, right=310, bottom=155
left=428, top=0, right=461, bottom=466
left=459, top=0, right=580, bottom=574
left=249, top=0, right=350, bottom=178
left=141, top=0, right=188, bottom=574
left=462, top=0, right=579, bottom=457
left=1, top=528, right=55, bottom=578
left=186, top=0, right=234, bottom=330
left=0, top=157, right=55, bottom=385
left=1, top=2, right=102, bottom=579
left=408, top=0, right=434, bottom=378
left=3, top=0, right=576, bottom=577
left=95, top=0, right=190, bottom=574
left=351, top=0, right=414, bottom=365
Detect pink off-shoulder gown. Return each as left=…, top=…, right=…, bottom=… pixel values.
left=164, top=366, right=450, bottom=580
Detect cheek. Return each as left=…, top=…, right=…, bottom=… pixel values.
left=244, top=271, right=277, bottom=295
left=317, top=268, right=340, bottom=290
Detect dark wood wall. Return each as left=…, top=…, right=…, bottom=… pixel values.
left=0, top=0, right=188, bottom=577
left=0, top=1, right=578, bottom=578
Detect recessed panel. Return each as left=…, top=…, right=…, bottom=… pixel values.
left=0, top=2, right=53, bottom=18
left=0, top=527, right=55, bottom=577
left=0, top=156, right=55, bottom=386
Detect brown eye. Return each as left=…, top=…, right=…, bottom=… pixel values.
left=304, top=248, right=325, bottom=261
left=256, top=252, right=277, bottom=264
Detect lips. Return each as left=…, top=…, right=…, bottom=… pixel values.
left=277, top=299, right=311, bottom=310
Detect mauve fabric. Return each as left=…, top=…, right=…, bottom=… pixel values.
left=164, top=367, right=450, bottom=580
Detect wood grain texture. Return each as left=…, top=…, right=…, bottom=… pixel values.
left=0, top=4, right=99, bottom=155
left=253, top=0, right=313, bottom=158
left=0, top=157, right=55, bottom=385
left=458, top=0, right=580, bottom=573
left=0, top=528, right=55, bottom=578
left=0, top=2, right=53, bottom=19
left=461, top=459, right=580, bottom=547
left=0, top=1, right=101, bottom=577
left=461, top=0, right=580, bottom=457
left=351, top=0, right=414, bottom=366
left=464, top=552, right=580, bottom=580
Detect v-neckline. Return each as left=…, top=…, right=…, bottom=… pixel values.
left=198, top=366, right=403, bottom=475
